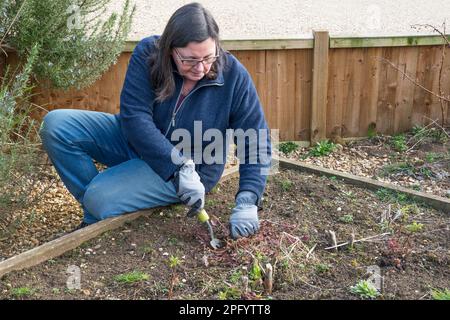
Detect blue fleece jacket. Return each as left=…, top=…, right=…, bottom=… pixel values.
left=116, top=36, right=271, bottom=203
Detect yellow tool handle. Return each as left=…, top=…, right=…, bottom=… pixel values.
left=197, top=208, right=210, bottom=223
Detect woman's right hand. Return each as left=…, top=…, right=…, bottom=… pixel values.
left=172, top=159, right=205, bottom=216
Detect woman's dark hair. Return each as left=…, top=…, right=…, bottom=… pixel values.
left=149, top=2, right=227, bottom=102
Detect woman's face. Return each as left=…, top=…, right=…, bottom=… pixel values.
left=172, top=37, right=217, bottom=82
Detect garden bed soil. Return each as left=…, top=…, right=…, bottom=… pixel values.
left=1, top=168, right=448, bottom=300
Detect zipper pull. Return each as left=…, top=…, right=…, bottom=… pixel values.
left=171, top=114, right=175, bottom=127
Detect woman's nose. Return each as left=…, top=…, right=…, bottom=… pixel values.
left=192, top=61, right=205, bottom=72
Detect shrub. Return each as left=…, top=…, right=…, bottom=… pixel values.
left=2, top=0, right=135, bottom=90
left=0, top=45, right=42, bottom=238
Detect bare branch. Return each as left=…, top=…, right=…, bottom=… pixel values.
left=377, top=57, right=450, bottom=104
left=411, top=23, right=450, bottom=46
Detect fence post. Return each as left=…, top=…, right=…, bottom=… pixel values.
left=310, top=30, right=330, bottom=144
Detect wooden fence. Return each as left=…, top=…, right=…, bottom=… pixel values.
left=3, top=32, right=450, bottom=143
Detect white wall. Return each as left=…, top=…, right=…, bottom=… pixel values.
left=107, top=0, right=450, bottom=40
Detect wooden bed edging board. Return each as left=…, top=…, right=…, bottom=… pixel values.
left=0, top=167, right=240, bottom=278
left=279, top=158, right=449, bottom=213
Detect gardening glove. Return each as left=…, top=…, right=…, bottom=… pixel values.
left=173, top=159, right=205, bottom=217
left=229, top=191, right=259, bottom=239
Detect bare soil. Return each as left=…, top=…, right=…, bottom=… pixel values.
left=1, top=168, right=448, bottom=300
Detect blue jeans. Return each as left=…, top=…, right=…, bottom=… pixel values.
left=39, top=109, right=180, bottom=224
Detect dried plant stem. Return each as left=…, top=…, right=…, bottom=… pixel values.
left=325, top=233, right=391, bottom=250
left=327, top=230, right=338, bottom=252
left=263, top=263, right=273, bottom=295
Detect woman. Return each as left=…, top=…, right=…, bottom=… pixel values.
left=40, top=2, right=271, bottom=239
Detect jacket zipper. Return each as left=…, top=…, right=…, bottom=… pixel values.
left=163, top=82, right=224, bottom=137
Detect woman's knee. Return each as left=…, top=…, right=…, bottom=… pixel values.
left=82, top=183, right=117, bottom=220
left=40, top=109, right=74, bottom=142
left=82, top=171, right=138, bottom=220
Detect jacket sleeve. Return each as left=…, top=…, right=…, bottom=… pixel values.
left=119, top=38, right=185, bottom=181
left=229, top=64, right=272, bottom=205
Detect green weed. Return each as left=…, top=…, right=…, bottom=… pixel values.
left=279, top=142, right=299, bottom=156
left=350, top=280, right=380, bottom=299
left=431, top=288, right=450, bottom=300
left=114, top=271, right=149, bottom=284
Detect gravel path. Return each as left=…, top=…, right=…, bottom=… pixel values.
left=107, top=0, right=450, bottom=41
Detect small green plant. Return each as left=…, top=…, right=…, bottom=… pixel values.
left=411, top=125, right=427, bottom=137
left=431, top=288, right=450, bottom=300
left=142, top=246, right=153, bottom=254
left=406, top=221, right=424, bottom=233
left=218, top=287, right=241, bottom=300
left=279, top=259, right=290, bottom=270
left=425, top=152, right=439, bottom=163
left=339, top=214, right=354, bottom=224
left=329, top=176, right=338, bottom=182
left=167, top=255, right=183, bottom=299
left=308, top=140, right=336, bottom=157
left=205, top=199, right=218, bottom=207
left=376, top=188, right=413, bottom=205
left=350, top=280, right=380, bottom=299
left=11, top=287, right=34, bottom=298
left=279, top=179, right=293, bottom=191
left=411, top=125, right=448, bottom=144
left=315, top=263, right=331, bottom=274
left=168, top=237, right=179, bottom=246
left=419, top=167, right=433, bottom=178
left=250, top=260, right=262, bottom=282
left=429, top=127, right=449, bottom=144
left=52, top=288, right=60, bottom=295
left=391, top=134, right=407, bottom=152
left=367, top=123, right=377, bottom=138
left=379, top=220, right=394, bottom=233
left=399, top=204, right=420, bottom=221
left=342, top=190, right=355, bottom=198
left=171, top=204, right=185, bottom=213
left=114, top=271, right=149, bottom=284
left=279, top=141, right=299, bottom=156
left=229, top=270, right=243, bottom=284
left=396, top=192, right=411, bottom=204
left=376, top=188, right=394, bottom=202
left=64, top=288, right=76, bottom=294
left=169, top=256, right=182, bottom=268
left=380, top=162, right=414, bottom=177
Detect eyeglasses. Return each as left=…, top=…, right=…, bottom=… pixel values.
left=174, top=48, right=219, bottom=67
